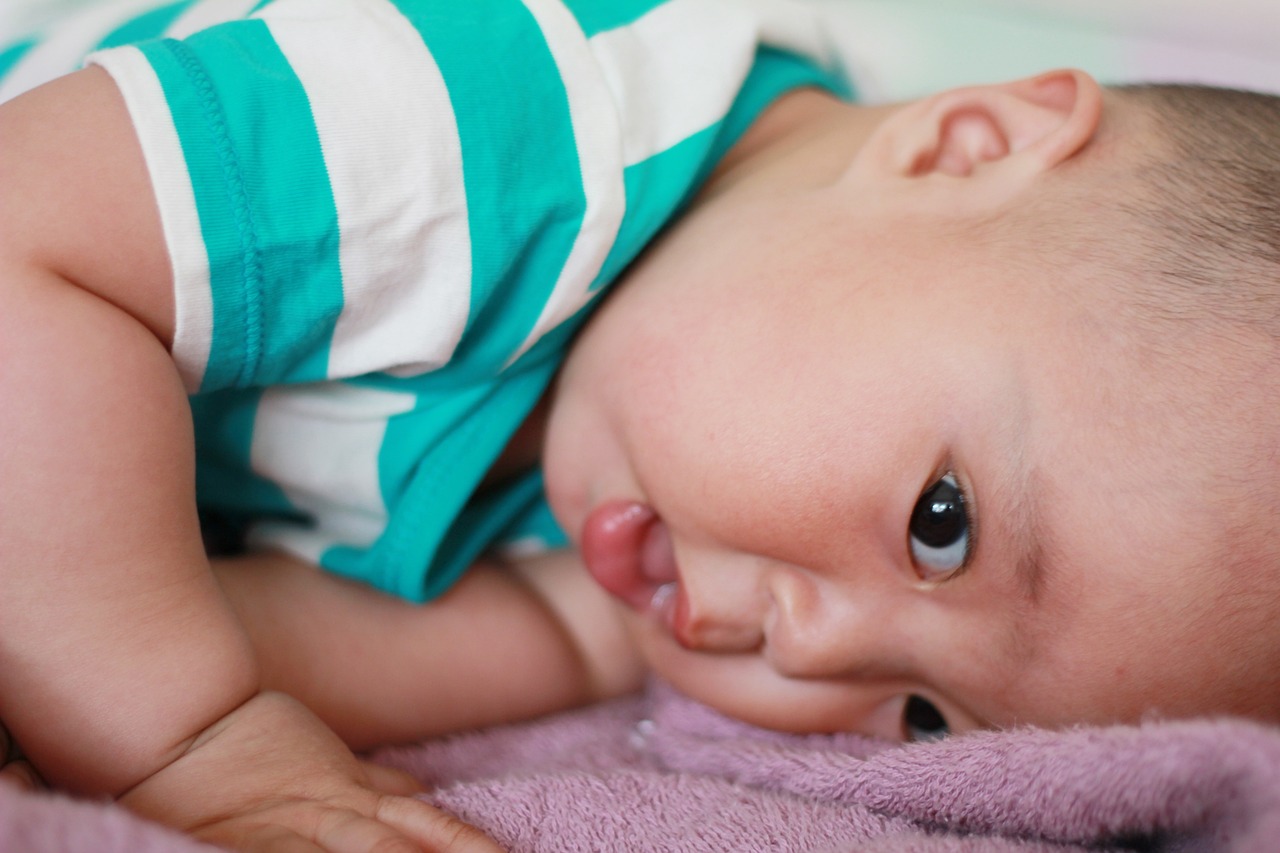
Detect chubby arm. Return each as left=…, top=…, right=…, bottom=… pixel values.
left=215, top=549, right=647, bottom=751
left=0, top=66, right=245, bottom=794
left=0, top=69, right=503, bottom=852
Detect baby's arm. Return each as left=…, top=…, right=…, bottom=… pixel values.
left=214, top=549, right=646, bottom=751
left=0, top=68, right=498, bottom=851
left=0, top=64, right=250, bottom=797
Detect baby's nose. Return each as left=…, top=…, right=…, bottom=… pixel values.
left=671, top=558, right=766, bottom=653
left=760, top=569, right=896, bottom=680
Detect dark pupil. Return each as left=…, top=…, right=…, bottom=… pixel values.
left=910, top=479, right=965, bottom=548
left=904, top=695, right=948, bottom=736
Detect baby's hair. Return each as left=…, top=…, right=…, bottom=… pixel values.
left=1111, top=83, right=1280, bottom=338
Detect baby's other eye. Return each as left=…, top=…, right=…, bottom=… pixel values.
left=908, top=474, right=971, bottom=579
left=903, top=695, right=949, bottom=742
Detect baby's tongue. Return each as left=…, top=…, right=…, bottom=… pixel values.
left=639, top=516, right=677, bottom=585
left=580, top=501, right=677, bottom=611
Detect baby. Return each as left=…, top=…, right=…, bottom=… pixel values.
left=0, top=0, right=1277, bottom=850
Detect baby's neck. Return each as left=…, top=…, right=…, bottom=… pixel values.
left=697, top=90, right=897, bottom=204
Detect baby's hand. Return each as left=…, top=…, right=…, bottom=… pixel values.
left=120, top=692, right=501, bottom=853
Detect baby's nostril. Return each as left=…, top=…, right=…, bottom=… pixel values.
left=671, top=584, right=766, bottom=654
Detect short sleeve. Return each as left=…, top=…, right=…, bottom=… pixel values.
left=88, top=0, right=475, bottom=392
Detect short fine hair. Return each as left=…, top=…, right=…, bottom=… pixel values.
left=1112, top=83, right=1280, bottom=338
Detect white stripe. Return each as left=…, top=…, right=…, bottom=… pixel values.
left=0, top=0, right=161, bottom=102
left=740, top=0, right=838, bottom=72
left=505, top=0, right=626, bottom=364
left=165, top=0, right=259, bottom=39
left=261, top=0, right=472, bottom=381
left=88, top=46, right=213, bottom=392
left=247, top=382, right=418, bottom=562
left=588, top=0, right=759, bottom=168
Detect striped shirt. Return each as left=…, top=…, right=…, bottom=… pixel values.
left=1, top=0, right=849, bottom=601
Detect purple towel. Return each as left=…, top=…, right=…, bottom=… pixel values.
left=3, top=681, right=1277, bottom=852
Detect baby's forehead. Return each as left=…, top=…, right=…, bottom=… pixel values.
left=1032, top=319, right=1276, bottom=546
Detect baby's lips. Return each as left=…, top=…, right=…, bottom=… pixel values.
left=580, top=500, right=678, bottom=612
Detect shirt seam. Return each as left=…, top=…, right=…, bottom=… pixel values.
left=165, top=37, right=264, bottom=387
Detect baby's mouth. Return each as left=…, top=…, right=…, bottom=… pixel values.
left=580, top=501, right=682, bottom=630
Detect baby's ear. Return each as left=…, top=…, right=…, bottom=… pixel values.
left=853, top=69, right=1103, bottom=187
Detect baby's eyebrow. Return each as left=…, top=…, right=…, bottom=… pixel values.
left=1003, top=446, right=1049, bottom=606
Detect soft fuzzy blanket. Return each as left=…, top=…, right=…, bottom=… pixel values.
left=3, top=681, right=1278, bottom=852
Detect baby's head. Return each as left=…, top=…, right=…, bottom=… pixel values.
left=542, top=70, right=1280, bottom=740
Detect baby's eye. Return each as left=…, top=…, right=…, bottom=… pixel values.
left=908, top=474, right=971, bottom=579
left=903, top=695, right=949, bottom=742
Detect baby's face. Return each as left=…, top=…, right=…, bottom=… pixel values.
left=543, top=171, right=1278, bottom=740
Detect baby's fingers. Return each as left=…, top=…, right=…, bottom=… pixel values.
left=373, top=795, right=504, bottom=853
left=359, top=760, right=423, bottom=798
left=201, top=801, right=498, bottom=853
left=231, top=826, right=327, bottom=853
left=275, top=798, right=500, bottom=853
left=308, top=806, right=424, bottom=853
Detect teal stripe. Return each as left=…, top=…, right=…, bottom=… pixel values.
left=396, top=0, right=585, bottom=377
left=184, top=23, right=342, bottom=385
left=493, top=485, right=568, bottom=550
left=324, top=364, right=555, bottom=601
left=0, top=37, right=36, bottom=81
left=136, top=38, right=245, bottom=390
left=142, top=22, right=342, bottom=390
left=716, top=47, right=854, bottom=163
left=602, top=129, right=716, bottom=289
left=95, top=0, right=196, bottom=50
left=191, top=389, right=296, bottom=522
left=561, top=0, right=665, bottom=38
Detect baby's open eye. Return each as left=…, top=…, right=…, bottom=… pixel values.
left=903, top=695, right=949, bottom=742
left=908, top=474, right=971, bottom=579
